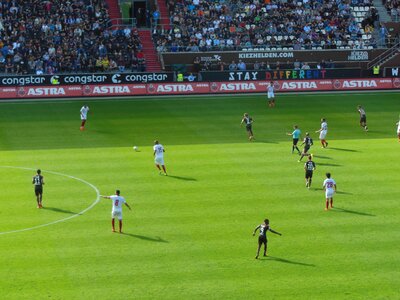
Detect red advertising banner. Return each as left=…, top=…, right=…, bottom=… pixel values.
left=146, top=83, right=210, bottom=95
left=82, top=84, right=147, bottom=96
left=332, top=79, right=393, bottom=90
left=0, top=78, right=398, bottom=99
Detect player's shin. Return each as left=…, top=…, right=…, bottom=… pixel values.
left=330, top=199, right=333, bottom=208
left=112, top=219, right=115, bottom=231
left=119, top=220, right=122, bottom=233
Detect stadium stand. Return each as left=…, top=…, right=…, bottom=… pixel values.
left=153, top=0, right=381, bottom=52
left=0, top=0, right=147, bottom=74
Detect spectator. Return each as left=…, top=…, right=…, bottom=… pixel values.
left=229, top=60, right=238, bottom=71
left=237, top=60, right=246, bottom=71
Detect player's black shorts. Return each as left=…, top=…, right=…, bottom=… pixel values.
left=293, top=138, right=299, bottom=145
left=305, top=170, right=313, bottom=179
left=35, top=187, right=43, bottom=196
left=246, top=125, right=252, bottom=132
left=303, top=145, right=310, bottom=153
left=258, top=235, right=267, bottom=244
left=360, top=116, right=366, bottom=123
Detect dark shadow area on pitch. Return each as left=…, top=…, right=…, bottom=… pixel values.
left=312, top=188, right=351, bottom=195
left=121, top=233, right=169, bottom=243
left=329, top=147, right=359, bottom=152
left=254, top=139, right=279, bottom=144
left=332, top=207, right=375, bottom=217
left=317, top=162, right=342, bottom=167
left=336, top=191, right=353, bottom=195
left=260, top=256, right=315, bottom=267
left=312, top=155, right=332, bottom=160
left=42, top=206, right=79, bottom=215
left=167, top=175, right=197, bottom=181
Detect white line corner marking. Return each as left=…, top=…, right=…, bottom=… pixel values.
left=0, top=166, right=100, bottom=235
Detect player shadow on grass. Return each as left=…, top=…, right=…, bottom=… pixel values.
left=261, top=256, right=315, bottom=267
left=42, top=206, right=79, bottom=215
left=317, top=162, right=342, bottom=167
left=332, top=207, right=376, bottom=217
left=312, top=188, right=352, bottom=195
left=312, top=155, right=332, bottom=160
left=121, top=233, right=168, bottom=243
left=167, top=175, right=197, bottom=181
left=329, top=147, right=359, bottom=152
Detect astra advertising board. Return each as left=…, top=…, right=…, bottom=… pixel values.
left=0, top=78, right=399, bottom=99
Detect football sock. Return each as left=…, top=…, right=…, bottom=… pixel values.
left=112, top=219, right=115, bottom=231
left=330, top=199, right=333, bottom=208
left=119, top=220, right=122, bottom=232
left=326, top=200, right=329, bottom=210
left=81, top=120, right=86, bottom=127
left=162, top=165, right=167, bottom=174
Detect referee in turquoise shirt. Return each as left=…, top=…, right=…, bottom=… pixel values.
left=287, top=125, right=301, bottom=155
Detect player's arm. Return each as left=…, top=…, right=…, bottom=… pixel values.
left=334, top=183, right=337, bottom=192
left=252, top=225, right=260, bottom=236
left=240, top=118, right=244, bottom=126
left=286, top=131, right=293, bottom=136
left=269, top=228, right=282, bottom=236
left=100, top=195, right=111, bottom=199
left=42, top=178, right=45, bottom=185
left=153, top=150, right=156, bottom=157
left=125, top=202, right=132, bottom=210
left=313, top=162, right=316, bottom=170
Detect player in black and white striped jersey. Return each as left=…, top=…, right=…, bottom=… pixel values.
left=253, top=219, right=282, bottom=259
left=357, top=105, right=368, bottom=132
left=32, top=169, right=44, bottom=208
left=241, top=113, right=254, bottom=141
left=304, top=156, right=316, bottom=189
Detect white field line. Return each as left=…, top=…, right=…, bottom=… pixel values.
left=0, top=166, right=100, bottom=235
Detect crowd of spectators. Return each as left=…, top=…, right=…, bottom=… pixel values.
left=384, top=0, right=400, bottom=21
left=0, top=0, right=145, bottom=75
left=193, top=56, right=336, bottom=72
left=153, top=0, right=378, bottom=52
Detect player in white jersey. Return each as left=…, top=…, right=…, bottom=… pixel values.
left=267, top=81, right=275, bottom=107
left=396, top=120, right=400, bottom=142
left=322, top=173, right=336, bottom=210
left=80, top=105, right=89, bottom=131
left=101, top=190, right=131, bottom=233
left=153, top=140, right=167, bottom=175
left=315, top=118, right=328, bottom=148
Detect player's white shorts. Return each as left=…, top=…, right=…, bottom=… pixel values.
left=155, top=156, right=164, bottom=165
left=325, top=190, right=334, bottom=199
left=81, top=115, right=87, bottom=120
left=319, top=130, right=327, bottom=139
left=268, top=92, right=275, bottom=99
left=112, top=210, right=122, bottom=220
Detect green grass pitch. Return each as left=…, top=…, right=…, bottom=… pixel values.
left=0, top=92, right=399, bottom=299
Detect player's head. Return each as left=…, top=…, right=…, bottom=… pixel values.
left=306, top=132, right=309, bottom=136
left=270, top=81, right=273, bottom=85
left=321, top=118, right=326, bottom=122
left=84, top=105, right=88, bottom=108
left=37, top=169, right=41, bottom=174
left=308, top=155, right=312, bottom=160
left=154, top=140, right=159, bottom=145
left=357, top=105, right=361, bottom=109
left=326, top=172, right=331, bottom=178
left=264, top=219, right=269, bottom=225
left=244, top=113, right=248, bottom=117
left=115, top=190, right=120, bottom=195
left=294, top=125, right=298, bottom=129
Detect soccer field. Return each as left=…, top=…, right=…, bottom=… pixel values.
left=0, top=92, right=399, bottom=299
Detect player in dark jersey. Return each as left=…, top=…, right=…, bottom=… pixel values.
left=32, top=169, right=44, bottom=208
left=253, top=219, right=282, bottom=259
left=357, top=105, right=368, bottom=131
left=304, top=156, right=316, bottom=188
left=298, top=132, right=313, bottom=162
left=241, top=113, right=254, bottom=141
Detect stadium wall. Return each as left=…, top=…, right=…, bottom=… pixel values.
left=1, top=78, right=399, bottom=99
